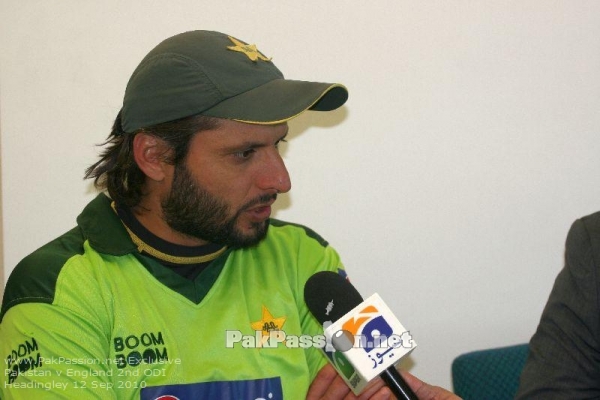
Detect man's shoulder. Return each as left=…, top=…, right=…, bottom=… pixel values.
left=1, top=226, right=86, bottom=321
left=267, top=219, right=329, bottom=248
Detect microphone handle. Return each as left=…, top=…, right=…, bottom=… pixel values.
left=380, top=367, right=418, bottom=400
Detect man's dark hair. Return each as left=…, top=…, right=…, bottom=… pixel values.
left=85, top=110, right=219, bottom=207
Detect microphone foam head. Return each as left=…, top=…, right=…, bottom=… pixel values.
left=304, top=271, right=363, bottom=324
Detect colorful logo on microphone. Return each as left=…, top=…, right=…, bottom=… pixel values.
left=322, top=293, right=417, bottom=392
left=341, top=305, right=394, bottom=354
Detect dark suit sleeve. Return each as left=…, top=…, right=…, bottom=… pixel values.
left=516, top=216, right=600, bottom=399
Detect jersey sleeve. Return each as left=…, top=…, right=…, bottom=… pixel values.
left=1, top=252, right=118, bottom=400
left=517, top=217, right=600, bottom=398
left=1, top=303, right=117, bottom=399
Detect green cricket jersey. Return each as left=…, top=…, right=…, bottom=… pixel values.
left=1, top=194, right=345, bottom=399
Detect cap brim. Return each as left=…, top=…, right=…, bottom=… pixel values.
left=200, top=79, right=348, bottom=124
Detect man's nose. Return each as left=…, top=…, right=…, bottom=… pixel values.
left=257, top=150, right=292, bottom=194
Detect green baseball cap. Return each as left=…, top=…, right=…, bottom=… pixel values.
left=121, top=30, right=348, bottom=133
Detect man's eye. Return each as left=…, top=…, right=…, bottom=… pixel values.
left=235, top=149, right=256, bottom=159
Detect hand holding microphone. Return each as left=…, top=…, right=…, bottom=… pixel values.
left=304, top=271, right=418, bottom=400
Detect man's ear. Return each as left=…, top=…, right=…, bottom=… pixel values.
left=133, top=133, right=170, bottom=182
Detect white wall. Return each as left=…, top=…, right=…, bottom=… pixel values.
left=2, top=0, right=600, bottom=391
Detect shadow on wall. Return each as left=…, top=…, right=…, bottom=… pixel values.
left=272, top=105, right=349, bottom=216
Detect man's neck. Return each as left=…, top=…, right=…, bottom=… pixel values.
left=132, top=200, right=208, bottom=247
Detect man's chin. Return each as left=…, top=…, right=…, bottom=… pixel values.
left=228, top=220, right=270, bottom=248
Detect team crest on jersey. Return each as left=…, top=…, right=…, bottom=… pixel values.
left=141, top=377, right=282, bottom=399
left=251, top=306, right=286, bottom=335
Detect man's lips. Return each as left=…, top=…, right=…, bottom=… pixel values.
left=245, top=199, right=275, bottom=221
left=248, top=205, right=272, bottom=220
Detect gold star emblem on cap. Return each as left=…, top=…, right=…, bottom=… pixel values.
left=227, top=36, right=272, bottom=62
left=251, top=305, right=286, bottom=334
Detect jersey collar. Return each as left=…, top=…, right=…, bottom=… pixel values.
left=77, top=193, right=138, bottom=256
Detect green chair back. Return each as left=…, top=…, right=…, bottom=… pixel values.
left=452, top=344, right=529, bottom=400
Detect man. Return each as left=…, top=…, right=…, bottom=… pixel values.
left=517, top=212, right=600, bottom=398
left=1, top=30, right=457, bottom=399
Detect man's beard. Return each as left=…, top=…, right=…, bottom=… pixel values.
left=161, top=163, right=275, bottom=248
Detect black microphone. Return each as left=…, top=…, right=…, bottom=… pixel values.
left=304, top=271, right=418, bottom=400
